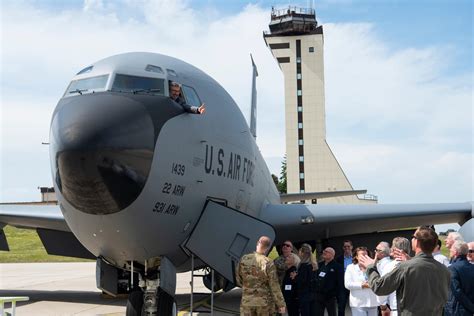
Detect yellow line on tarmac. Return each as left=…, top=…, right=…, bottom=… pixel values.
left=178, top=295, right=211, bottom=316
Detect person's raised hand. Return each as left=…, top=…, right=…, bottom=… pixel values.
left=199, top=103, right=206, bottom=114
left=359, top=254, right=375, bottom=269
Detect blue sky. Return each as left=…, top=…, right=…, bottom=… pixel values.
left=1, top=0, right=472, bottom=210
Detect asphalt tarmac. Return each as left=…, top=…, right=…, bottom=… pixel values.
left=0, top=262, right=241, bottom=315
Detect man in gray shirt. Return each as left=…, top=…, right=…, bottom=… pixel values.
left=359, top=226, right=451, bottom=316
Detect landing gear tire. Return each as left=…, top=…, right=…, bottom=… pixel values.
left=157, top=288, right=177, bottom=316
left=126, top=290, right=144, bottom=316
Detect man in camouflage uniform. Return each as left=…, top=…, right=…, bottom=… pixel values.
left=236, top=236, right=287, bottom=315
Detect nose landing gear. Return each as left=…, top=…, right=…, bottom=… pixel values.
left=126, top=258, right=177, bottom=316
left=126, top=282, right=176, bottom=316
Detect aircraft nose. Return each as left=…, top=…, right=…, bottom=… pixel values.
left=50, top=93, right=156, bottom=215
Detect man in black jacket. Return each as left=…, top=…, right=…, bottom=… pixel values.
left=315, top=247, right=344, bottom=316
left=445, top=240, right=474, bottom=315
left=335, top=240, right=353, bottom=316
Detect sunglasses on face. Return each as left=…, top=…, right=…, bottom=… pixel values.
left=283, top=244, right=292, bottom=248
left=469, top=250, right=474, bottom=253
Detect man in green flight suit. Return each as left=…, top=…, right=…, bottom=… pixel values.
left=236, top=236, right=287, bottom=316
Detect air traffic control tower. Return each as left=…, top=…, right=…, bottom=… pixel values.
left=264, top=6, right=377, bottom=204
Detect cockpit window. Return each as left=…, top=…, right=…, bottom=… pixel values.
left=112, top=74, right=165, bottom=95
left=166, top=69, right=177, bottom=77
left=181, top=85, right=201, bottom=107
left=145, top=64, right=164, bottom=74
left=76, top=65, right=93, bottom=75
left=64, top=74, right=109, bottom=96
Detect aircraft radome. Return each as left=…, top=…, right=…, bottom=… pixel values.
left=0, top=52, right=472, bottom=316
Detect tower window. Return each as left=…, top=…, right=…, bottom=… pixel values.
left=298, top=106, right=302, bottom=112
left=277, top=57, right=290, bottom=63
left=296, top=57, right=301, bottom=63
left=309, top=47, right=314, bottom=53
left=299, top=156, right=304, bottom=162
left=297, top=90, right=302, bottom=96
left=297, top=73, right=302, bottom=79
left=299, top=173, right=304, bottom=179
left=269, top=43, right=290, bottom=49
left=298, top=139, right=304, bottom=145
left=298, top=123, right=303, bottom=129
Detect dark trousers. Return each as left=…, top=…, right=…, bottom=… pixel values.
left=299, top=298, right=315, bottom=316
left=315, top=295, right=337, bottom=316
left=338, top=288, right=349, bottom=316
left=286, top=300, right=299, bottom=316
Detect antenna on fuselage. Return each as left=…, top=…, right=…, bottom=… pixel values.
left=250, top=54, right=258, bottom=139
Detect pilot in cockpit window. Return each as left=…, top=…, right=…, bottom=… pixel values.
left=169, top=81, right=206, bottom=114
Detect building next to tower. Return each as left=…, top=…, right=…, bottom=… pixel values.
left=264, top=6, right=377, bottom=204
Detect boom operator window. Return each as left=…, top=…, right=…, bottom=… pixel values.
left=64, top=74, right=109, bottom=97
left=112, top=74, right=165, bottom=94
left=181, top=85, right=201, bottom=107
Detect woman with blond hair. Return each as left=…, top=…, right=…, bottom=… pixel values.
left=297, top=243, right=318, bottom=316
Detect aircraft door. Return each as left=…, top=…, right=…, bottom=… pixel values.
left=184, top=201, right=275, bottom=283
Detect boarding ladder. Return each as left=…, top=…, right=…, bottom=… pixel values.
left=188, top=254, right=215, bottom=315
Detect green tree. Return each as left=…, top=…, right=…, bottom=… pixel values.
left=277, top=155, right=287, bottom=193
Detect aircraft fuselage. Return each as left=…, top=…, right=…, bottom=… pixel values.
left=49, top=52, right=279, bottom=271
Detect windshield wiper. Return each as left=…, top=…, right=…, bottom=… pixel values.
left=132, top=88, right=161, bottom=94
left=69, top=89, right=88, bottom=95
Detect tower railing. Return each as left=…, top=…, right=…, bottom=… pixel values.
left=271, top=6, right=315, bottom=19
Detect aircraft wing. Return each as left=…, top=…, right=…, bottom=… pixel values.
left=280, top=190, right=367, bottom=203
left=0, top=204, right=94, bottom=259
left=260, top=202, right=473, bottom=243
left=0, top=204, right=68, bottom=231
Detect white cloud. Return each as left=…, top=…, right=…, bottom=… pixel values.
left=1, top=0, right=472, bottom=203
left=331, top=141, right=473, bottom=203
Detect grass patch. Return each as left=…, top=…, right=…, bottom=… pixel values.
left=268, top=247, right=279, bottom=260
left=0, top=225, right=91, bottom=263
left=439, top=236, right=449, bottom=257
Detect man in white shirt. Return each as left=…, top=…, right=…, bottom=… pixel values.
left=445, top=232, right=463, bottom=264
left=433, top=239, right=449, bottom=266
left=375, top=242, right=392, bottom=316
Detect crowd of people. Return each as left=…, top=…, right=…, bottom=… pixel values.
left=236, top=227, right=474, bottom=316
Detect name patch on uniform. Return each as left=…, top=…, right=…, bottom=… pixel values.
left=285, top=285, right=292, bottom=291
left=319, top=272, right=326, bottom=277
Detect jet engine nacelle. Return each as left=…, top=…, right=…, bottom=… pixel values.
left=459, top=217, right=474, bottom=242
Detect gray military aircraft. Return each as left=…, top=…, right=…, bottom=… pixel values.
left=0, top=52, right=472, bottom=316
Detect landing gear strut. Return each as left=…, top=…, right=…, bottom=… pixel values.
left=125, top=257, right=177, bottom=316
